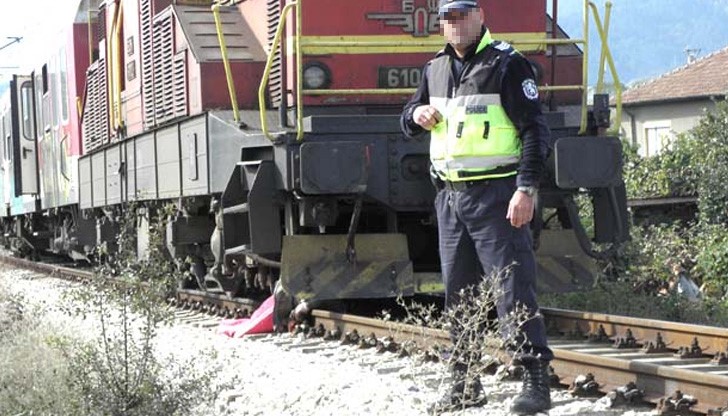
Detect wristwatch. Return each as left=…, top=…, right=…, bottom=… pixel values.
left=517, top=185, right=538, bottom=197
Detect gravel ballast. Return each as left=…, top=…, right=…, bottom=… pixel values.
left=0, top=267, right=658, bottom=415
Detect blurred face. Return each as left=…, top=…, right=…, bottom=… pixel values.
left=440, top=8, right=483, bottom=52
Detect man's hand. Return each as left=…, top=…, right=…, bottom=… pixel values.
left=413, top=105, right=443, bottom=130
left=507, top=191, right=534, bottom=228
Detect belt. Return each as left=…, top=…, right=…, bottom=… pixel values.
left=442, top=179, right=490, bottom=191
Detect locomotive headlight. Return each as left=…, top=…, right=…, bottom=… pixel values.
left=302, top=62, right=330, bottom=90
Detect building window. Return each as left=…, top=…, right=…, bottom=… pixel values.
left=644, top=120, right=673, bottom=157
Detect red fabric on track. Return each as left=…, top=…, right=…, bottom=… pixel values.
left=217, top=295, right=275, bottom=337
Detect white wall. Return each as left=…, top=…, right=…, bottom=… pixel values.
left=620, top=99, right=717, bottom=157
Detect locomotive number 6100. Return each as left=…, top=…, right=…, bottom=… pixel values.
left=378, top=66, right=423, bottom=89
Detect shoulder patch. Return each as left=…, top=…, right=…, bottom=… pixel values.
left=494, top=41, right=512, bottom=51
left=522, top=79, right=539, bottom=100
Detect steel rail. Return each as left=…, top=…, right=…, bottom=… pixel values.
left=0, top=253, right=93, bottom=281
left=174, top=289, right=259, bottom=319
left=543, top=307, right=728, bottom=357
left=311, top=308, right=728, bottom=414
left=0, top=253, right=257, bottom=319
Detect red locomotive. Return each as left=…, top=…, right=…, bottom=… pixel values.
left=0, top=0, right=626, bottom=310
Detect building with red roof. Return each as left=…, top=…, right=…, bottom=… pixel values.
left=621, top=47, right=728, bottom=156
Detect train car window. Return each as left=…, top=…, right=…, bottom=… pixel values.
left=20, top=82, right=34, bottom=140
left=59, top=48, right=69, bottom=122
left=4, top=111, right=11, bottom=164
left=60, top=134, right=69, bottom=179
left=50, top=56, right=59, bottom=128
left=1, top=114, right=6, bottom=161
left=41, top=64, right=49, bottom=94
left=41, top=63, right=52, bottom=131
left=34, top=72, right=43, bottom=137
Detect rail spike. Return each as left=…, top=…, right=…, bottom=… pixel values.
left=306, top=323, right=326, bottom=338
left=420, top=347, right=440, bottom=363
left=642, top=332, right=671, bottom=354
left=710, top=345, right=728, bottom=365
left=613, top=328, right=639, bottom=349
left=675, top=337, right=703, bottom=359
left=569, top=373, right=601, bottom=397
left=359, top=332, right=378, bottom=349
left=657, top=390, right=700, bottom=416
left=341, top=329, right=360, bottom=346
left=323, top=326, right=342, bottom=341
left=605, top=381, right=645, bottom=407
left=376, top=336, right=399, bottom=354
left=587, top=324, right=611, bottom=343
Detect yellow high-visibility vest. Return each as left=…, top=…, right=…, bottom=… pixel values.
left=428, top=31, right=521, bottom=182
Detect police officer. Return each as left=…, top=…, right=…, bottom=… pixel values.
left=400, top=0, right=553, bottom=414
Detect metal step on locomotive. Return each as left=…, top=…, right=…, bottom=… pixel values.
left=0, top=0, right=627, bottom=317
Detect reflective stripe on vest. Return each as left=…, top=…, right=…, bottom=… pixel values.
left=429, top=32, right=521, bottom=182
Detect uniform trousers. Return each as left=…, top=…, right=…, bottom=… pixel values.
left=435, top=175, right=553, bottom=362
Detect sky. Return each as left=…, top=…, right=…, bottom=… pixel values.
left=547, top=0, right=728, bottom=84
left=0, top=0, right=79, bottom=89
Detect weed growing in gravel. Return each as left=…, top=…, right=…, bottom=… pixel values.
left=0, top=283, right=84, bottom=415
left=384, top=268, right=534, bottom=412
left=56, top=204, right=228, bottom=415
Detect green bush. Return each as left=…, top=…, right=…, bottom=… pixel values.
left=623, top=222, right=695, bottom=283
left=689, top=101, right=728, bottom=225
left=622, top=134, right=700, bottom=199
left=692, top=223, right=728, bottom=298
left=619, top=100, right=728, bottom=300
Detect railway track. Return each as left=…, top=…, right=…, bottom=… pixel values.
left=3, top=254, right=728, bottom=415
left=311, top=309, right=728, bottom=415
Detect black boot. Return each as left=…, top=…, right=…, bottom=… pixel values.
left=511, top=358, right=551, bottom=415
left=430, top=367, right=487, bottom=414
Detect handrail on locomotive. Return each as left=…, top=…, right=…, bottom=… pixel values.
left=252, top=0, right=623, bottom=140
left=212, top=2, right=242, bottom=125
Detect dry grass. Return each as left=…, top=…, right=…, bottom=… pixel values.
left=382, top=267, right=536, bottom=412
left=0, top=286, right=83, bottom=415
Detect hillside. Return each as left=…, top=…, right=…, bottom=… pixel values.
left=553, top=0, right=728, bottom=85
